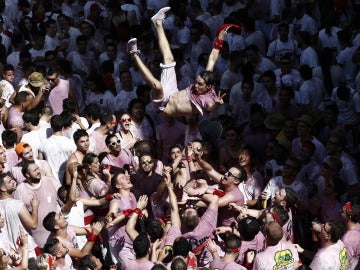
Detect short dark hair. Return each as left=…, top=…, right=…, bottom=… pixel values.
left=63, top=98, right=76, bottom=113
left=43, top=211, right=57, bottom=232
left=237, top=217, right=260, bottom=241
left=284, top=187, right=298, bottom=209
left=14, top=91, right=30, bottom=105
left=83, top=103, right=101, bottom=120
left=78, top=255, right=96, bottom=270
left=3, top=64, right=14, bottom=73
left=50, top=115, right=64, bottom=132
left=22, top=110, right=40, bottom=126
left=224, top=234, right=241, bottom=252
left=146, top=220, right=164, bottom=242
left=43, top=238, right=60, bottom=256
left=1, top=129, right=17, bottom=146
left=327, top=221, right=346, bottom=243
left=262, top=70, right=276, bottom=82
left=21, top=160, right=35, bottom=178
left=100, top=112, right=114, bottom=126
left=171, top=256, right=187, bottom=270
left=105, top=133, right=117, bottom=146
left=73, top=129, right=89, bottom=144
left=133, top=233, right=150, bottom=258
left=199, top=70, right=218, bottom=86
left=173, top=237, right=190, bottom=257
left=299, top=65, right=313, bottom=80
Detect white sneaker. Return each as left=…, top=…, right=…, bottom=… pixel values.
left=127, top=38, right=139, bottom=54
left=151, top=7, right=171, bottom=23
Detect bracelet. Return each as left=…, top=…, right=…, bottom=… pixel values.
left=133, top=208, right=143, bottom=218
left=87, top=233, right=97, bottom=242
left=105, top=194, right=113, bottom=201
left=214, top=38, right=225, bottom=50
left=186, top=156, right=192, bottom=162
left=213, top=189, right=225, bottom=197
left=123, top=209, right=134, bottom=217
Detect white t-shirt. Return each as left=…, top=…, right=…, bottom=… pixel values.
left=43, top=135, right=76, bottom=184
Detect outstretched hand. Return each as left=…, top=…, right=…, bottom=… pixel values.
left=214, top=90, right=226, bottom=104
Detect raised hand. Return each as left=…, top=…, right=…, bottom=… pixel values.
left=214, top=90, right=226, bottom=105
left=136, top=195, right=148, bottom=210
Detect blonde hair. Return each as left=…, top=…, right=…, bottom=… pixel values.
left=37, top=253, right=54, bottom=270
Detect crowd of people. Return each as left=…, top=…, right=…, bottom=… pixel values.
left=0, top=0, right=360, bottom=269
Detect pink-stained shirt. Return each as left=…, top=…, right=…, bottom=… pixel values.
left=163, top=225, right=181, bottom=247
left=310, top=240, right=349, bottom=270
left=237, top=231, right=266, bottom=264
left=239, top=170, right=264, bottom=203
left=89, top=130, right=107, bottom=155
left=186, top=84, right=217, bottom=116
left=85, top=177, right=109, bottom=198
left=5, top=148, right=18, bottom=169
left=46, top=78, right=70, bottom=115
left=342, top=223, right=360, bottom=270
left=253, top=241, right=299, bottom=270
left=7, top=106, right=23, bottom=128
left=183, top=208, right=218, bottom=267
left=0, top=198, right=38, bottom=258
left=107, top=193, right=137, bottom=270
left=125, top=260, right=154, bottom=270
left=210, top=259, right=247, bottom=270
left=219, top=188, right=244, bottom=227
left=101, top=149, right=137, bottom=169
left=13, top=177, right=61, bottom=247
left=11, top=159, right=53, bottom=184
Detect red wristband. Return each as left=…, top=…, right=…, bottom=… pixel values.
left=87, top=233, right=97, bottom=242
left=105, top=194, right=113, bottom=201
left=186, top=156, right=192, bottom=162
left=213, top=189, right=225, bottom=197
left=133, top=208, right=143, bottom=218
left=214, top=38, right=225, bottom=50
left=123, top=208, right=134, bottom=217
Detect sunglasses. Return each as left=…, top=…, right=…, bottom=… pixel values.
left=224, top=171, right=241, bottom=180
left=47, top=77, right=57, bottom=82
left=121, top=118, right=131, bottom=123
left=108, top=140, right=121, bottom=146
left=141, top=160, right=153, bottom=165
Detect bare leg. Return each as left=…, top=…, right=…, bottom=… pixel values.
left=152, top=7, right=174, bottom=65
left=128, top=39, right=163, bottom=99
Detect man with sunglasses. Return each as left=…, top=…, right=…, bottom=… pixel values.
left=101, top=133, right=138, bottom=172
left=45, top=67, right=76, bottom=115
left=133, top=152, right=162, bottom=205
left=189, top=148, right=246, bottom=227
left=89, top=112, right=117, bottom=154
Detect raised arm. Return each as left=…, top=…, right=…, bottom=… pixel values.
left=61, top=167, right=78, bottom=216
left=125, top=195, right=148, bottom=241
left=19, top=196, right=39, bottom=230
left=206, top=25, right=231, bottom=71
left=164, top=167, right=181, bottom=228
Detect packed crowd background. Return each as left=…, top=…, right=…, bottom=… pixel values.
left=0, top=0, right=359, bottom=269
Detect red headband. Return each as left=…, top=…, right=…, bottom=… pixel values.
left=272, top=212, right=280, bottom=224
left=225, top=247, right=240, bottom=253
left=345, top=202, right=352, bottom=212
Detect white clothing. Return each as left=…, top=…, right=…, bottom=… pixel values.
left=318, top=27, right=342, bottom=52
left=267, top=38, right=298, bottom=61
left=0, top=80, right=15, bottom=108
left=299, top=46, right=319, bottom=68
left=42, top=135, right=76, bottom=184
